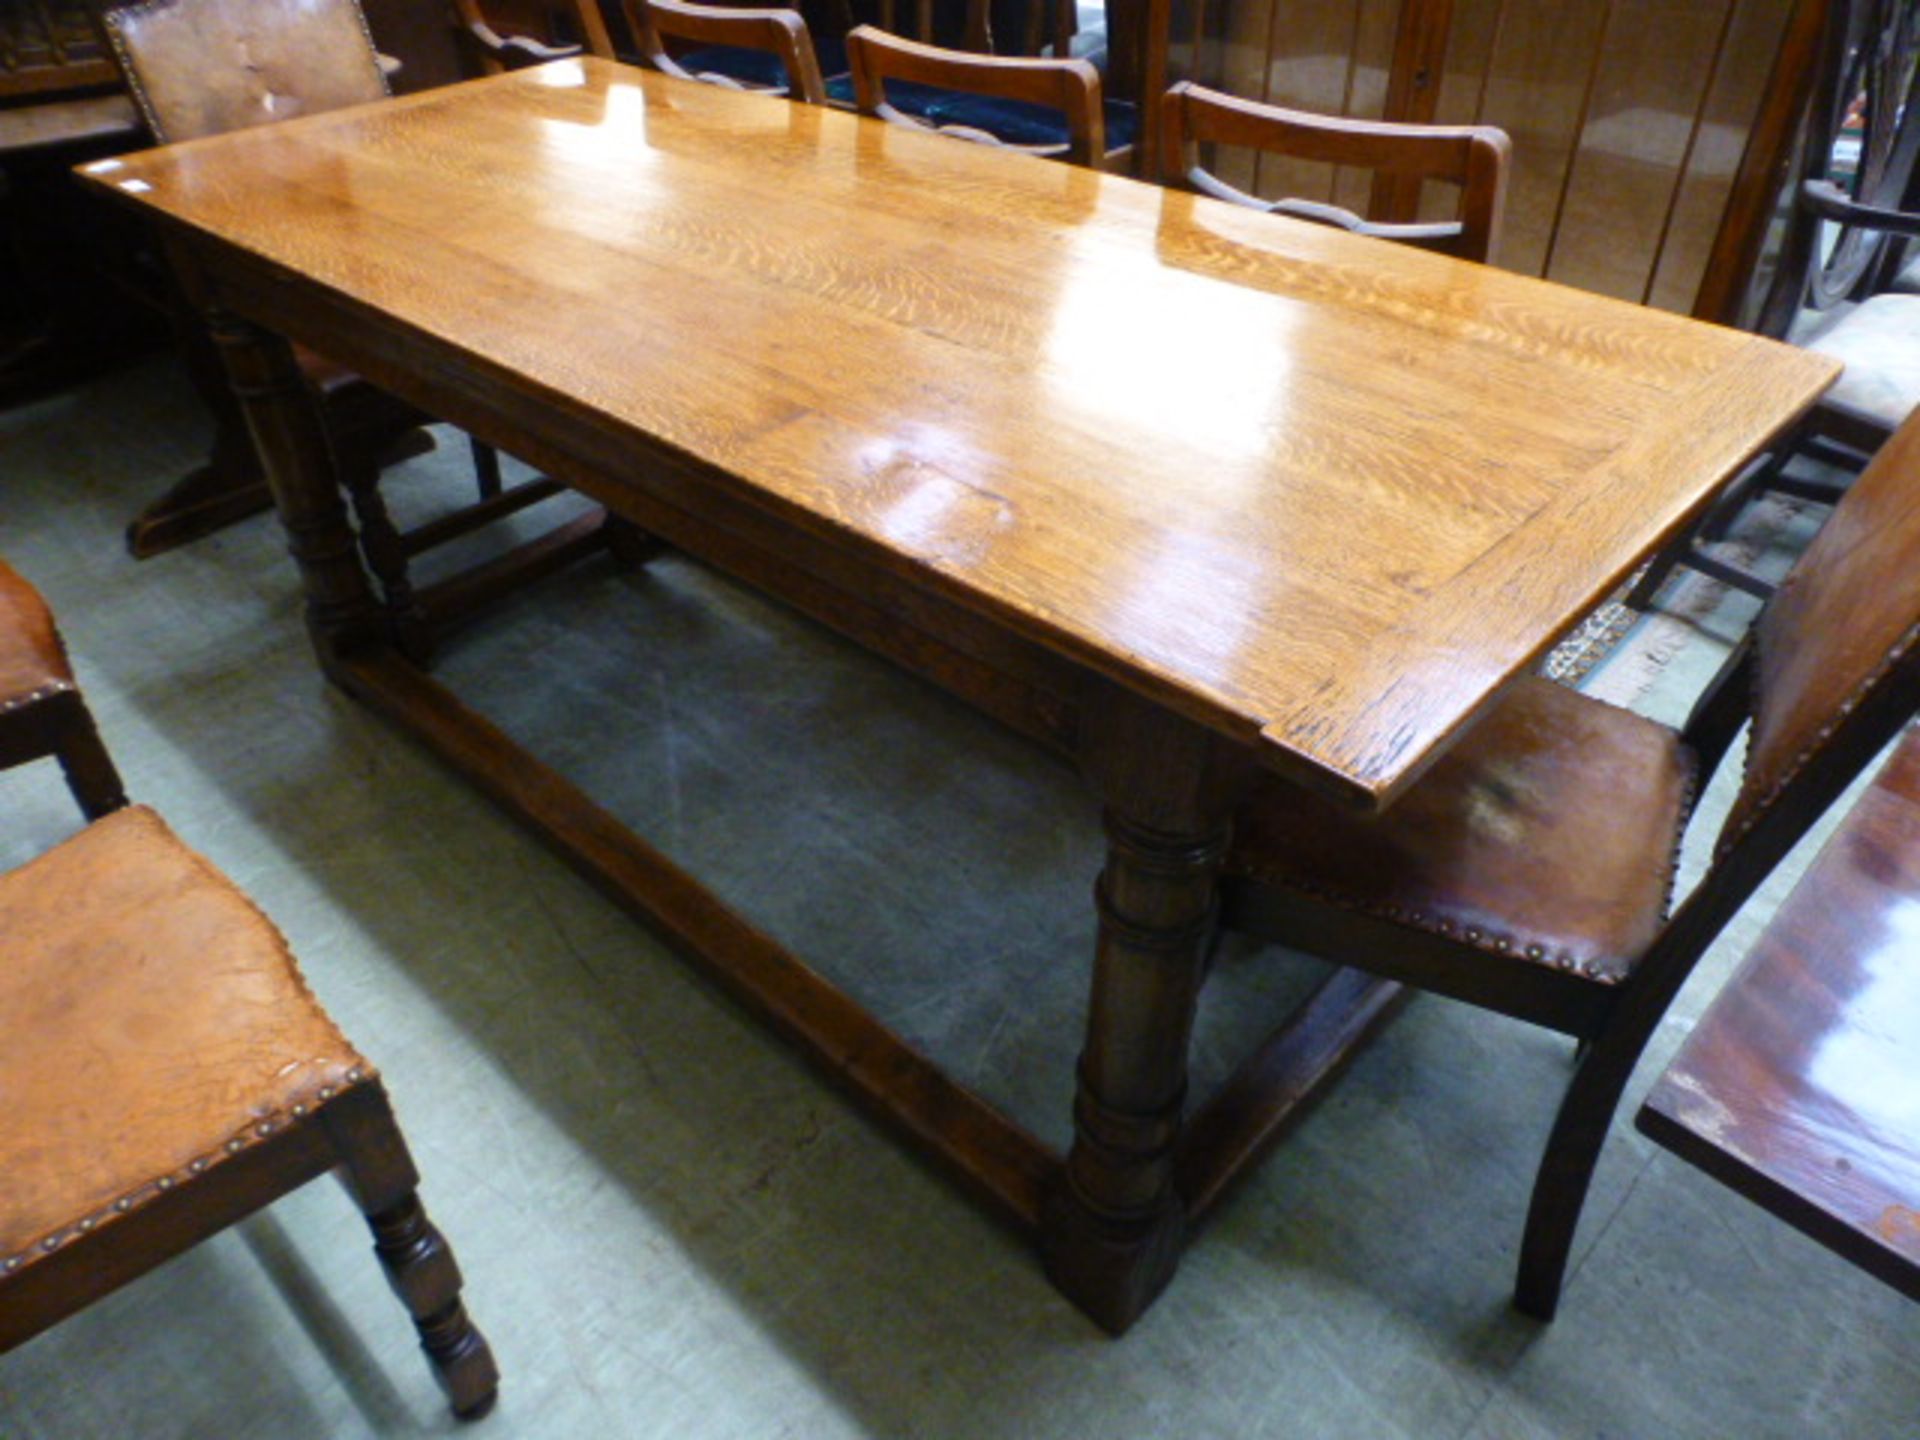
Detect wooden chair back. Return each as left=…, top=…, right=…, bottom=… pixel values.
left=839, top=0, right=1066, bottom=58
left=629, top=0, right=829, bottom=103
left=846, top=25, right=1104, bottom=166
left=450, top=0, right=618, bottom=70
left=1624, top=404, right=1920, bottom=1037
left=102, top=0, right=387, bottom=144
left=1159, top=80, right=1511, bottom=263
left=1719, top=410, right=1920, bottom=853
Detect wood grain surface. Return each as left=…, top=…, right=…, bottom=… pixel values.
left=80, top=58, right=1836, bottom=807
left=1639, top=728, right=1920, bottom=1301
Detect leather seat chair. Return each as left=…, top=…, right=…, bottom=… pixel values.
left=103, top=0, right=626, bottom=661
left=1219, top=402, right=1920, bottom=1320
left=0, top=806, right=499, bottom=1419
left=0, top=557, right=125, bottom=819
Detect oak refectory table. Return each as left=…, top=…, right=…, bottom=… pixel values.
left=80, top=59, right=1838, bottom=1333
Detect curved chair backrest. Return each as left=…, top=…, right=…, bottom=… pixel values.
left=103, top=0, right=388, bottom=145
left=450, top=0, right=619, bottom=71
left=1159, top=80, right=1512, bottom=265
left=629, top=0, right=829, bottom=104
left=846, top=25, right=1103, bottom=167
left=1718, top=407, right=1920, bottom=857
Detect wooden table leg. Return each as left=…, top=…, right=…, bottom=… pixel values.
left=202, top=308, right=385, bottom=666
left=1043, top=682, right=1248, bottom=1333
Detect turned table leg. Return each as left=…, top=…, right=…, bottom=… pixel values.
left=1043, top=682, right=1246, bottom=1332
left=202, top=307, right=384, bottom=667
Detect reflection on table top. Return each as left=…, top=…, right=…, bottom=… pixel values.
left=81, top=58, right=1838, bottom=807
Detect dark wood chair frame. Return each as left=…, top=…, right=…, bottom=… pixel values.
left=1159, top=80, right=1512, bottom=264
left=629, top=0, right=830, bottom=104
left=846, top=25, right=1106, bottom=167
left=1220, top=418, right=1920, bottom=1320
left=0, top=683, right=126, bottom=821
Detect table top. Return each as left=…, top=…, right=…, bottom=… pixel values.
left=81, top=59, right=1837, bottom=808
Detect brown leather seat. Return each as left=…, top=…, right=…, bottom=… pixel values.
left=1230, top=676, right=1694, bottom=987
left=0, top=807, right=497, bottom=1418
left=1219, top=403, right=1920, bottom=1322
left=0, top=807, right=365, bottom=1264
left=0, top=557, right=124, bottom=818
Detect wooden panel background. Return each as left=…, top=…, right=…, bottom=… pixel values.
left=1186, top=0, right=1800, bottom=311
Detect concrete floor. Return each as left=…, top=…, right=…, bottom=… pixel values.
left=2, top=358, right=1916, bottom=1439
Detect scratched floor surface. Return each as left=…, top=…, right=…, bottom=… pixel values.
left=0, top=359, right=1913, bottom=1440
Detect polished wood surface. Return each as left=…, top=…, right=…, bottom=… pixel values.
left=1639, top=727, right=1920, bottom=1301
left=81, top=59, right=1835, bottom=810
left=87, top=59, right=1833, bottom=1331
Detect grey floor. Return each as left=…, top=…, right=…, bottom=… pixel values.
left=2, top=358, right=1916, bottom=1439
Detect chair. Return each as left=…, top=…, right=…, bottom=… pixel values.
left=103, top=0, right=624, bottom=661
left=1626, top=0, right=1920, bottom=610
left=0, top=558, right=125, bottom=819
left=451, top=0, right=618, bottom=72
left=846, top=25, right=1110, bottom=168
left=1216, top=401, right=1920, bottom=1320
left=1159, top=81, right=1511, bottom=264
left=0, top=806, right=498, bottom=1418
left=630, top=0, right=831, bottom=104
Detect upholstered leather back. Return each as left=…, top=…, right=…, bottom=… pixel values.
left=1721, top=407, right=1920, bottom=847
left=105, top=0, right=388, bottom=145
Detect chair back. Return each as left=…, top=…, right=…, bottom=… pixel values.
left=103, top=0, right=387, bottom=144
left=629, top=0, right=828, bottom=103
left=846, top=25, right=1103, bottom=167
left=1718, top=408, right=1920, bottom=855
left=451, top=0, right=619, bottom=70
left=1159, top=81, right=1511, bottom=264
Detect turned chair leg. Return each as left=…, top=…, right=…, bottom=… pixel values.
left=50, top=691, right=128, bottom=819
left=335, top=453, right=433, bottom=663
left=324, top=1084, right=499, bottom=1420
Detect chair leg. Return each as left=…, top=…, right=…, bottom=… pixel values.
left=323, top=1083, right=498, bottom=1420
left=1513, top=1027, right=1645, bottom=1320
left=1623, top=533, right=1689, bottom=611
left=336, top=455, right=433, bottom=663
left=51, top=691, right=128, bottom=820
left=469, top=437, right=504, bottom=501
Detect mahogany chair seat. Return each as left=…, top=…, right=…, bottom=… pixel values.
left=0, top=558, right=125, bottom=819
left=1220, top=403, right=1920, bottom=1321
left=0, top=806, right=498, bottom=1418
left=1226, top=676, right=1694, bottom=1015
